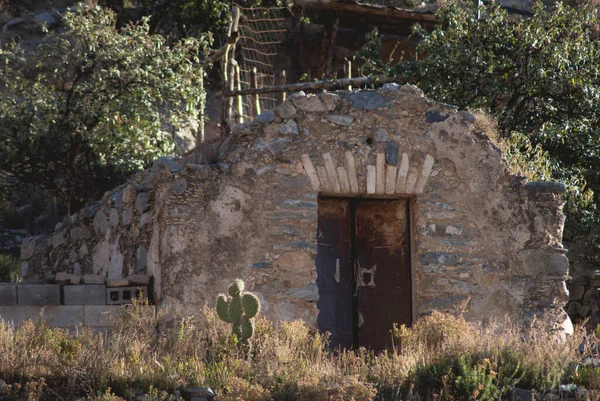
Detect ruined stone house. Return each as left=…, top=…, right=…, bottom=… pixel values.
left=10, top=85, right=570, bottom=350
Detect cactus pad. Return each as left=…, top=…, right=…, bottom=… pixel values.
left=216, top=279, right=260, bottom=343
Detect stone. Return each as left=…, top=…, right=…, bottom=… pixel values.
left=20, top=235, right=48, bottom=260
left=279, top=120, right=299, bottom=135
left=274, top=101, right=297, bottom=119
left=55, top=273, right=81, bottom=285
left=419, top=295, right=469, bottom=313
left=136, top=192, right=150, bottom=213
left=386, top=141, right=399, bottom=165
left=182, top=388, right=215, bottom=401
left=171, top=178, right=188, bottom=195
left=109, top=208, right=119, bottom=227
left=139, top=213, right=151, bottom=227
left=510, top=388, right=534, bottom=401
left=70, top=226, right=83, bottom=240
left=106, top=279, right=129, bottom=287
left=122, top=185, right=137, bottom=204
left=93, top=211, right=109, bottom=235
left=136, top=246, right=148, bottom=273
left=152, top=157, right=180, bottom=174
left=122, top=207, right=134, bottom=226
left=64, top=285, right=106, bottom=305
left=524, top=181, right=567, bottom=195
left=52, top=231, right=66, bottom=248
left=83, top=275, right=105, bottom=284
left=458, top=111, right=476, bottom=123
left=254, top=110, right=275, bottom=123
left=33, top=11, right=57, bottom=27
left=320, top=93, right=340, bottom=111
left=345, top=91, right=391, bottom=110
left=288, top=283, right=319, bottom=302
left=419, top=252, right=457, bottom=266
left=17, top=284, right=60, bottom=306
left=291, top=95, right=325, bottom=112
left=426, top=110, right=449, bottom=123
left=327, top=114, right=354, bottom=126
left=0, top=285, right=17, bottom=306
left=79, top=243, right=89, bottom=258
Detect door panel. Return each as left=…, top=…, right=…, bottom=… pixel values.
left=316, top=198, right=353, bottom=349
left=355, top=200, right=411, bottom=352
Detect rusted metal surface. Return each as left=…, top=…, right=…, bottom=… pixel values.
left=316, top=197, right=353, bottom=349
left=355, top=200, right=411, bottom=352
left=317, top=197, right=412, bottom=352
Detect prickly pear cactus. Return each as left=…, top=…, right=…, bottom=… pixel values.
left=216, top=279, right=261, bottom=343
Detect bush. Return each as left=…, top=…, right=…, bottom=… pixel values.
left=0, top=5, right=208, bottom=212
left=0, top=254, right=20, bottom=283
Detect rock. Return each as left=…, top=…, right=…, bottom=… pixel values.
left=291, top=95, right=325, bottom=112
left=274, top=101, right=297, bottom=119
left=55, top=272, right=81, bottom=285
left=20, top=235, right=48, bottom=260
left=426, top=110, right=449, bottom=123
left=122, top=185, right=137, bottom=204
left=320, top=93, right=340, bottom=111
left=327, top=114, right=354, bottom=126
left=182, top=387, right=215, bottom=401
left=254, top=110, right=275, bottom=123
left=52, top=231, right=66, bottom=248
left=458, top=111, right=477, bottom=123
left=34, top=12, right=58, bottom=28
left=386, top=141, right=399, bottom=165
left=83, top=275, right=105, bottom=285
left=569, top=285, right=585, bottom=301
left=122, top=207, right=134, bottom=226
left=345, top=91, right=391, bottom=110
left=170, top=179, right=188, bottom=195
left=524, top=181, right=567, bottom=195
left=280, top=120, right=298, bottom=135
left=288, top=283, right=319, bottom=302
left=135, top=246, right=148, bottom=273
left=510, top=388, right=534, bottom=401
left=93, top=211, right=109, bottom=235
left=136, top=192, right=149, bottom=213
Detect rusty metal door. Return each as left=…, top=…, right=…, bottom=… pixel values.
left=354, top=200, right=411, bottom=352
left=316, top=197, right=411, bottom=351
left=316, top=197, right=353, bottom=349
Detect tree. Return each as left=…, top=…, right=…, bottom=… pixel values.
left=0, top=5, right=209, bottom=212
left=381, top=1, right=600, bottom=239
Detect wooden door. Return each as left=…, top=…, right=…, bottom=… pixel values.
left=316, top=197, right=411, bottom=351
left=316, top=197, right=353, bottom=349
left=354, top=199, right=411, bottom=352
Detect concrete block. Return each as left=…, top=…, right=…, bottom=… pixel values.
left=83, top=274, right=105, bottom=284
left=0, top=305, right=43, bottom=325
left=107, top=286, right=147, bottom=305
left=17, top=284, right=60, bottom=305
left=127, top=274, right=150, bottom=286
left=0, top=285, right=17, bottom=306
left=106, top=279, right=129, bottom=287
left=63, top=285, right=107, bottom=305
left=84, top=305, right=119, bottom=327
left=0, top=306, right=84, bottom=327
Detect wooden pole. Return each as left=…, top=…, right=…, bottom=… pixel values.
left=221, top=6, right=241, bottom=135
left=278, top=70, right=286, bottom=103
left=345, top=59, right=352, bottom=91
left=199, top=66, right=205, bottom=143
left=251, top=67, right=261, bottom=116
left=219, top=74, right=391, bottom=97
left=234, top=61, right=244, bottom=124
left=325, top=16, right=339, bottom=77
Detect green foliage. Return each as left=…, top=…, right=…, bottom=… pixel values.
left=388, top=0, right=600, bottom=241
left=0, top=6, right=208, bottom=211
left=0, top=254, right=20, bottom=283
left=216, top=279, right=261, bottom=343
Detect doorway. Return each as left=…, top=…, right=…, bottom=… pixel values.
left=316, top=197, right=412, bottom=351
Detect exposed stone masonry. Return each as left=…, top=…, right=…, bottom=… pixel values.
left=14, top=85, right=570, bottom=332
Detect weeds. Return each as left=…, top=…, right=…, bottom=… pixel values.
left=0, top=305, right=593, bottom=401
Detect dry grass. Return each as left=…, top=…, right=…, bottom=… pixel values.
left=0, top=303, right=594, bottom=401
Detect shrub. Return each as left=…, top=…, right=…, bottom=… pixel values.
left=0, top=254, right=20, bottom=283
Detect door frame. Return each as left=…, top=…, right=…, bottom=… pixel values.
left=317, top=194, right=418, bottom=341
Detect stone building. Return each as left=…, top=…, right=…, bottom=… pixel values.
left=12, top=85, right=570, bottom=350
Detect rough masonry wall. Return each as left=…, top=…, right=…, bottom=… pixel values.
left=18, top=85, right=570, bottom=331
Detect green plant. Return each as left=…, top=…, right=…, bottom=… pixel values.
left=0, top=6, right=208, bottom=212
left=216, top=279, right=261, bottom=344
left=0, top=254, right=20, bottom=283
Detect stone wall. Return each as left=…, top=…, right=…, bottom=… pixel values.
left=15, top=85, right=570, bottom=332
